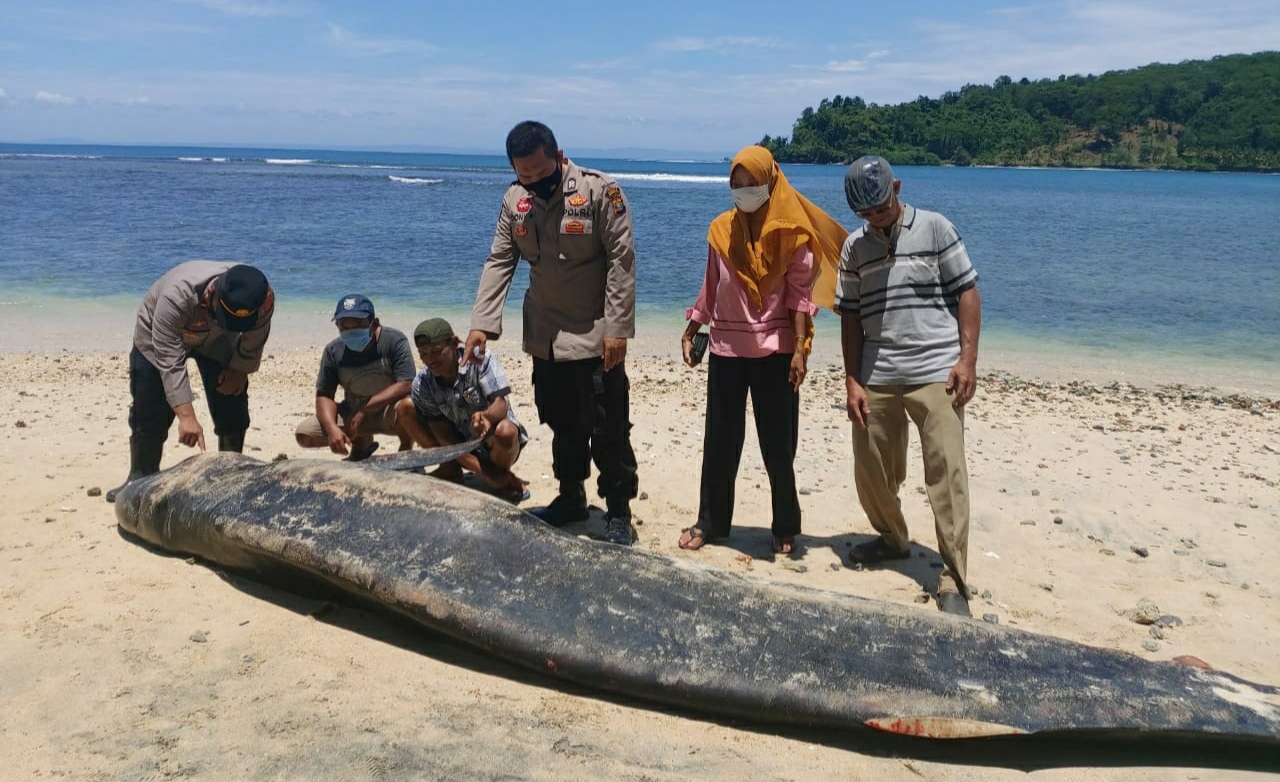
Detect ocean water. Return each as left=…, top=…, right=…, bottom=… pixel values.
left=2, top=143, right=1278, bottom=375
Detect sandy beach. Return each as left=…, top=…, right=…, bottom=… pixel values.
left=2, top=309, right=1278, bottom=780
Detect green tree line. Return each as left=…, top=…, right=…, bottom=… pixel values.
left=761, top=52, right=1280, bottom=171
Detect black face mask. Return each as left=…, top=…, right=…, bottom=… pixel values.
left=524, top=164, right=562, bottom=200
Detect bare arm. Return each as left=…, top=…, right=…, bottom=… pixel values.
left=947, top=285, right=982, bottom=407
left=469, top=395, right=510, bottom=438
left=841, top=312, right=869, bottom=428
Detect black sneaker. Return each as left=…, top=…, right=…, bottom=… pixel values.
left=601, top=514, right=638, bottom=546
left=530, top=486, right=589, bottom=527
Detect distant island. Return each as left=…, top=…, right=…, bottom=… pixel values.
left=761, top=51, right=1279, bottom=172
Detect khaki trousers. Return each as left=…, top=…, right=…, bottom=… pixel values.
left=852, top=382, right=969, bottom=596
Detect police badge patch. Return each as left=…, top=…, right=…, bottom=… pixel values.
left=605, top=183, right=626, bottom=216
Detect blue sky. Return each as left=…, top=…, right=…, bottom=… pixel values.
left=1, top=0, right=1277, bottom=155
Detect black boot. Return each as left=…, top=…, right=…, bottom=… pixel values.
left=105, top=436, right=165, bottom=503
left=602, top=497, right=637, bottom=546
left=218, top=431, right=246, bottom=453
left=530, top=481, right=589, bottom=527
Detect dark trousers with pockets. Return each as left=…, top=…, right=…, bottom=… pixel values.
left=532, top=356, right=638, bottom=508
left=128, top=346, right=250, bottom=439
left=697, top=352, right=800, bottom=538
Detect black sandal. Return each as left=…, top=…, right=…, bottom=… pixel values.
left=678, top=526, right=712, bottom=551
left=772, top=535, right=798, bottom=557
left=850, top=537, right=910, bottom=564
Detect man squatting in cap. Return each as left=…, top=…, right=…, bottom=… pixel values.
left=836, top=155, right=982, bottom=618
left=107, top=261, right=273, bottom=502
left=395, top=318, right=529, bottom=502
left=464, top=120, right=640, bottom=546
left=294, top=294, right=416, bottom=461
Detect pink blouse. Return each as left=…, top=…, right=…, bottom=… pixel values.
left=686, top=244, right=817, bottom=359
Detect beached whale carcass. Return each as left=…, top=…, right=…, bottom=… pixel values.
left=113, top=453, right=1280, bottom=744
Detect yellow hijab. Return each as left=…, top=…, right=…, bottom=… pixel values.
left=707, top=146, right=848, bottom=315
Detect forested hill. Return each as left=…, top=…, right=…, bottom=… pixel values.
left=761, top=52, right=1279, bottom=172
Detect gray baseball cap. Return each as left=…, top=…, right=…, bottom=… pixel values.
left=844, top=155, right=895, bottom=212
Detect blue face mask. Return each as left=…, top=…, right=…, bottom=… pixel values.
left=339, top=327, right=372, bottom=352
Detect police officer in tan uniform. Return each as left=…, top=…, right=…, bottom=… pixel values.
left=464, top=120, right=640, bottom=545
left=106, top=261, right=274, bottom=502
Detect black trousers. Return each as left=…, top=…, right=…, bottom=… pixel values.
left=128, top=346, right=250, bottom=439
left=697, top=352, right=800, bottom=538
left=532, top=356, right=638, bottom=508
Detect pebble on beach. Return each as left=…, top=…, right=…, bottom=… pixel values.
left=1127, top=598, right=1161, bottom=625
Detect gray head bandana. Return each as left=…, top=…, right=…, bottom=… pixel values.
left=844, top=155, right=895, bottom=212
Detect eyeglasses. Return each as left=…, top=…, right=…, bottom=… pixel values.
left=856, top=199, right=895, bottom=220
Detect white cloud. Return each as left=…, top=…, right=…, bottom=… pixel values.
left=177, top=0, right=307, bottom=16
left=825, top=50, right=889, bottom=73
left=327, top=23, right=434, bottom=57
left=35, top=90, right=76, bottom=105
left=655, top=36, right=780, bottom=53
left=0, top=87, right=8, bottom=103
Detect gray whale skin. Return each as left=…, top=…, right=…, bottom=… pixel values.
left=114, top=453, right=1280, bottom=746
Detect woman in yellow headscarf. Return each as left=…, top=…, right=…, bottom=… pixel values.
left=678, top=145, right=848, bottom=555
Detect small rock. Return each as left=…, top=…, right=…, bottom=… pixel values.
left=1053, top=516, right=1064, bottom=525
left=190, top=631, right=207, bottom=643
left=1205, top=496, right=1224, bottom=504
left=1128, top=598, right=1161, bottom=625
left=1234, top=522, right=1247, bottom=529
left=914, top=593, right=931, bottom=604
left=798, top=487, right=812, bottom=496
left=1031, top=489, right=1040, bottom=496
left=272, top=453, right=289, bottom=462
left=242, top=654, right=255, bottom=663
left=1100, top=548, right=1115, bottom=556
left=982, top=614, right=999, bottom=624
left=1039, top=582, right=1054, bottom=592
left=1157, top=615, right=1183, bottom=628
left=1149, top=626, right=1165, bottom=640
left=981, top=589, right=992, bottom=600
left=638, top=491, right=649, bottom=501
left=1037, top=462, right=1048, bottom=469
left=14, top=420, right=27, bottom=428
left=1206, top=559, right=1227, bottom=568
left=1173, top=549, right=1190, bottom=556
left=87, top=487, right=102, bottom=497
left=780, top=561, right=807, bottom=573
left=44, top=517, right=55, bottom=523
left=1020, top=520, right=1037, bottom=526
left=1143, top=640, right=1160, bottom=652
left=1130, top=545, right=1149, bottom=558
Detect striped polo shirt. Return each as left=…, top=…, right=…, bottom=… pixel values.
left=835, top=203, right=978, bottom=385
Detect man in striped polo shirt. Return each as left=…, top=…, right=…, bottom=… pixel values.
left=835, top=156, right=982, bottom=618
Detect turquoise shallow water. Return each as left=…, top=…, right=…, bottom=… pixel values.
left=2, top=143, right=1277, bottom=385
